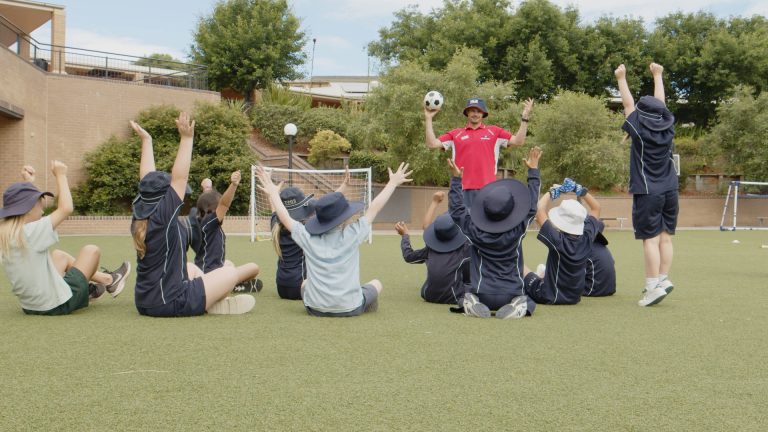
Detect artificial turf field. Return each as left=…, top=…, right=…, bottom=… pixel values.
left=1, top=230, right=767, bottom=431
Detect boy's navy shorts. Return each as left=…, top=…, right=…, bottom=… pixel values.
left=632, top=190, right=679, bottom=240
left=136, top=277, right=207, bottom=317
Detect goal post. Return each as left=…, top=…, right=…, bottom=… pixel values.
left=719, top=180, right=768, bottom=231
left=250, top=166, right=373, bottom=242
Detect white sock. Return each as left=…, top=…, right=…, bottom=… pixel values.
left=659, top=274, right=668, bottom=281
left=645, top=277, right=659, bottom=291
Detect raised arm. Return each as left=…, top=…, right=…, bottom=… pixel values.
left=580, top=191, right=601, bottom=219
left=650, top=62, right=666, bottom=104
left=215, top=170, right=240, bottom=222
left=335, top=165, right=350, bottom=196
left=48, top=161, right=73, bottom=229
left=423, top=191, right=445, bottom=229
left=614, top=64, right=635, bottom=118
left=365, top=162, right=413, bottom=223
left=523, top=146, right=543, bottom=219
left=256, top=166, right=296, bottom=232
left=20, top=165, right=35, bottom=182
left=509, top=98, right=534, bottom=146
left=170, top=112, right=195, bottom=199
left=535, top=191, right=550, bottom=228
left=130, top=121, right=155, bottom=180
left=424, top=108, right=444, bottom=149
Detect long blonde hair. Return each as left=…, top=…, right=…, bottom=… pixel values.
left=131, top=219, right=148, bottom=259
left=0, top=216, right=27, bottom=262
left=272, top=221, right=283, bottom=259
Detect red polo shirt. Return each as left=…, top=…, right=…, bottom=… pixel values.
left=439, top=124, right=513, bottom=190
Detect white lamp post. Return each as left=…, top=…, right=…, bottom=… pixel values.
left=284, top=123, right=297, bottom=185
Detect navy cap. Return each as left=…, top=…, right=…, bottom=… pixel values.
left=463, top=97, right=489, bottom=118
left=280, top=187, right=315, bottom=221
left=0, top=182, right=53, bottom=219
left=132, top=171, right=171, bottom=219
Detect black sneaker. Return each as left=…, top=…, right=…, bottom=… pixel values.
left=104, top=261, right=131, bottom=298
left=88, top=283, right=106, bottom=301
left=233, top=278, right=263, bottom=293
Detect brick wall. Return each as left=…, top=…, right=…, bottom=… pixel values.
left=0, top=46, right=220, bottom=192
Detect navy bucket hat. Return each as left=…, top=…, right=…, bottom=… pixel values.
left=470, top=179, right=531, bottom=233
left=305, top=192, right=364, bottom=235
left=463, top=97, right=489, bottom=118
left=132, top=171, right=171, bottom=219
left=423, top=212, right=466, bottom=253
left=0, top=182, right=53, bottom=219
left=280, top=187, right=315, bottom=221
left=635, top=96, right=674, bottom=132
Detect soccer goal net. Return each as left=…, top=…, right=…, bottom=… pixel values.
left=250, top=166, right=373, bottom=242
left=719, top=181, right=768, bottom=231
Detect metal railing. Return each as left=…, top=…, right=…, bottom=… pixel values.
left=1, top=14, right=208, bottom=90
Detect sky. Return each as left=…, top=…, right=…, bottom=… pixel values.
left=29, top=0, right=768, bottom=77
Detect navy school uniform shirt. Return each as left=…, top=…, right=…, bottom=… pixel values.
left=536, top=216, right=604, bottom=305
left=584, top=241, right=616, bottom=297
left=449, top=168, right=540, bottom=300
left=271, top=214, right=306, bottom=288
left=194, top=212, right=226, bottom=273
left=134, top=188, right=190, bottom=309
left=400, top=234, right=471, bottom=304
left=622, top=111, right=678, bottom=195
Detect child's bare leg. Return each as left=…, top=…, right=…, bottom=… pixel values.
left=51, top=249, right=75, bottom=276
left=236, top=263, right=259, bottom=283
left=659, top=232, right=674, bottom=276
left=224, top=260, right=235, bottom=267
left=71, top=245, right=102, bottom=281
left=643, top=236, right=661, bottom=279
left=201, top=266, right=240, bottom=309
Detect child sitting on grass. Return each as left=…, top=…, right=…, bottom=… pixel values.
left=523, top=179, right=603, bottom=305
left=193, top=171, right=262, bottom=293
left=130, top=115, right=260, bottom=317
left=447, top=146, right=542, bottom=319
left=395, top=191, right=470, bottom=305
left=0, top=164, right=129, bottom=315
left=256, top=163, right=412, bottom=317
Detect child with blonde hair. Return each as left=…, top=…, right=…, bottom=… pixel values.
left=0, top=164, right=129, bottom=315
left=130, top=114, right=259, bottom=317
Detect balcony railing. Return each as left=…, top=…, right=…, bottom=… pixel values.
left=1, top=14, right=208, bottom=91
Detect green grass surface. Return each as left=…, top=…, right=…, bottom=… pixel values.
left=1, top=231, right=767, bottom=431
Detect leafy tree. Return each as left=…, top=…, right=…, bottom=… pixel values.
left=709, top=87, right=768, bottom=182
left=190, top=0, right=306, bottom=102
left=529, top=91, right=627, bottom=191
left=134, top=53, right=183, bottom=70
left=74, top=102, right=256, bottom=215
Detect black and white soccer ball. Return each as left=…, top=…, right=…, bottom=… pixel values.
left=424, top=91, right=444, bottom=111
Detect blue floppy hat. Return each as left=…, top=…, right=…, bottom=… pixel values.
left=463, top=97, right=489, bottom=118
left=305, top=192, right=363, bottom=235
left=635, top=96, right=674, bottom=132
left=0, top=182, right=53, bottom=219
left=469, top=178, right=531, bottom=233
left=423, top=212, right=466, bottom=253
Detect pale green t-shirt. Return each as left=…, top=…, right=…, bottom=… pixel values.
left=2, top=216, right=72, bottom=311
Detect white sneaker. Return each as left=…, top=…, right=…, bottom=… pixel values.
left=208, top=294, right=255, bottom=315
left=638, top=286, right=668, bottom=307
left=658, top=278, right=674, bottom=294
left=535, top=264, right=546, bottom=278
left=496, top=295, right=528, bottom=319
left=462, top=293, right=491, bottom=318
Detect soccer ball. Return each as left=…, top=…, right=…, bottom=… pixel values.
left=424, top=91, right=444, bottom=111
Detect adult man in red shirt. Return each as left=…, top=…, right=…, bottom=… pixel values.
left=425, top=97, right=534, bottom=206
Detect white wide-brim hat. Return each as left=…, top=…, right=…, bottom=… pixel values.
left=548, top=199, right=587, bottom=235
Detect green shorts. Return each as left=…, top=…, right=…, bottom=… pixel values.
left=23, top=267, right=90, bottom=316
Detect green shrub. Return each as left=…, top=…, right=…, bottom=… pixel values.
left=251, top=104, right=304, bottom=149
left=530, top=91, right=628, bottom=190
left=300, top=107, right=349, bottom=140
left=348, top=149, right=390, bottom=183
left=260, top=84, right=312, bottom=109
left=74, top=102, right=256, bottom=215
left=308, top=130, right=351, bottom=167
